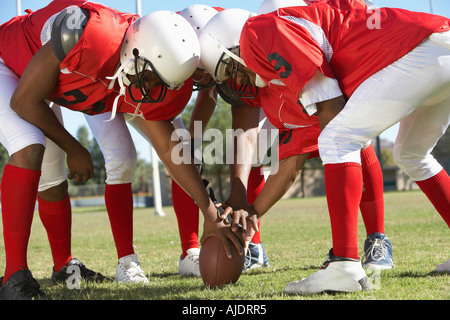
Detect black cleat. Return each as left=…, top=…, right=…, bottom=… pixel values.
left=0, top=269, right=50, bottom=300
left=51, top=258, right=112, bottom=284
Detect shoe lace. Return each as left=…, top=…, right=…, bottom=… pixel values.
left=244, top=249, right=253, bottom=269
left=244, top=244, right=261, bottom=270
left=187, top=252, right=200, bottom=265
left=124, top=261, right=147, bottom=280
left=365, top=238, right=389, bottom=262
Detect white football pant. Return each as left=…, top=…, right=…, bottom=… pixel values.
left=84, top=112, right=137, bottom=185
left=0, top=57, right=67, bottom=192
left=319, top=31, right=450, bottom=181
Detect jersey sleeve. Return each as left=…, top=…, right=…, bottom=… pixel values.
left=241, top=13, right=335, bottom=98
left=298, top=69, right=343, bottom=115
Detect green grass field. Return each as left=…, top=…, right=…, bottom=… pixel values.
left=0, top=190, right=448, bottom=302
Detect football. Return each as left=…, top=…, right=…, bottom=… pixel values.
left=199, top=236, right=245, bottom=288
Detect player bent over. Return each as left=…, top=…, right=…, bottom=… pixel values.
left=235, top=2, right=450, bottom=293
left=197, top=2, right=397, bottom=296
left=172, top=5, right=269, bottom=277
left=0, top=0, right=243, bottom=300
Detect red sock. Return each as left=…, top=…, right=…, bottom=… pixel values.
left=415, top=169, right=450, bottom=227
left=360, top=145, right=385, bottom=236
left=38, top=194, right=72, bottom=272
left=172, top=180, right=199, bottom=258
left=324, top=163, right=362, bottom=259
left=247, top=166, right=265, bottom=244
left=105, top=183, right=134, bottom=259
left=1, top=165, right=40, bottom=283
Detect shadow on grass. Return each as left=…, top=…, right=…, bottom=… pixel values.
left=37, top=263, right=378, bottom=300
left=241, top=264, right=319, bottom=276
left=149, top=271, right=179, bottom=278
left=44, top=280, right=209, bottom=300
left=392, top=270, right=449, bottom=278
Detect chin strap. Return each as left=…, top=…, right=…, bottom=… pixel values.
left=126, top=102, right=142, bottom=122
left=106, top=59, right=134, bottom=122
left=222, top=46, right=246, bottom=67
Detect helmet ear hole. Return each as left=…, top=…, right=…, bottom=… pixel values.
left=120, top=10, right=200, bottom=90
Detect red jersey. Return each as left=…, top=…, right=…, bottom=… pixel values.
left=259, top=88, right=320, bottom=160
left=221, top=80, right=320, bottom=159
left=0, top=0, right=190, bottom=120
left=258, top=87, right=318, bottom=130
left=241, top=4, right=450, bottom=99
left=304, top=0, right=368, bottom=10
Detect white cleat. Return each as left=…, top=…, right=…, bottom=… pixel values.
left=435, top=259, right=450, bottom=272
left=179, top=248, right=201, bottom=277
left=115, top=253, right=149, bottom=284
left=284, top=250, right=371, bottom=295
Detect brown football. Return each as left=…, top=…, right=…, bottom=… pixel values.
left=199, top=236, right=245, bottom=288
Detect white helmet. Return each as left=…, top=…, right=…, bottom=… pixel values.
left=179, top=5, right=220, bottom=38
left=179, top=5, right=220, bottom=90
left=118, top=11, right=200, bottom=103
left=257, top=0, right=307, bottom=15
left=199, top=8, right=254, bottom=83
left=199, top=8, right=259, bottom=98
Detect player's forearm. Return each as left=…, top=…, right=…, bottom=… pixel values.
left=9, top=41, right=80, bottom=154
left=12, top=99, right=81, bottom=154
left=136, top=117, right=216, bottom=219
left=253, top=154, right=307, bottom=218
left=168, top=160, right=213, bottom=215
left=188, top=88, right=217, bottom=137
left=228, top=104, right=259, bottom=202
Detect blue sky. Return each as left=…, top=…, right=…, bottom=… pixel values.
left=1, top=1, right=448, bottom=23
left=1, top=1, right=449, bottom=161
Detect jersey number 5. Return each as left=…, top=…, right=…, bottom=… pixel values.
left=267, top=52, right=292, bottom=78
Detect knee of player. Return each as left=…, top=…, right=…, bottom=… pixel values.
left=317, top=134, right=327, bottom=149
left=9, top=143, right=46, bottom=170
left=105, top=158, right=137, bottom=184
left=392, top=145, right=416, bottom=169
left=38, top=180, right=68, bottom=202
left=317, top=133, right=337, bottom=157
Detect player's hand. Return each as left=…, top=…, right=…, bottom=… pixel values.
left=200, top=207, right=244, bottom=259
left=217, top=198, right=259, bottom=241
left=66, top=144, right=94, bottom=183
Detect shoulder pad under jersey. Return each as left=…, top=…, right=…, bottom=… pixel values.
left=51, top=6, right=90, bottom=62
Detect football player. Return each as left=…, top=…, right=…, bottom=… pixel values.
left=198, top=0, right=394, bottom=282
left=206, top=1, right=450, bottom=294
left=0, top=0, right=243, bottom=300
left=82, top=4, right=264, bottom=279
left=172, top=4, right=270, bottom=276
